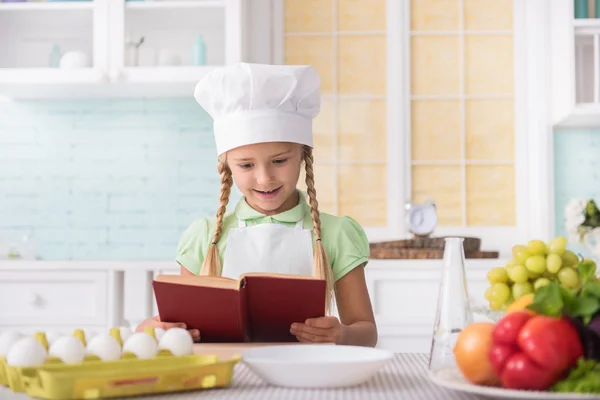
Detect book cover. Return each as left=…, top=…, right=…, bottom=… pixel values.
left=152, top=273, right=326, bottom=343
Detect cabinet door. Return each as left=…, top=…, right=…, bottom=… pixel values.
left=107, top=0, right=243, bottom=96
left=0, top=0, right=109, bottom=97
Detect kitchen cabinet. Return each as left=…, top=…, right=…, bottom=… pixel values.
left=0, top=258, right=501, bottom=353
left=550, top=0, right=600, bottom=127
left=0, top=0, right=244, bottom=99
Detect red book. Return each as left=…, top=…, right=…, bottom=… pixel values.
left=152, top=273, right=327, bottom=343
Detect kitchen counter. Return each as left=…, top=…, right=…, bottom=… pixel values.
left=0, top=353, right=480, bottom=400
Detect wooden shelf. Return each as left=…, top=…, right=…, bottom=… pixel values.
left=125, top=0, right=225, bottom=10
left=0, top=1, right=94, bottom=11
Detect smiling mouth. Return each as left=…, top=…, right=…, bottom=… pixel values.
left=254, top=187, right=282, bottom=195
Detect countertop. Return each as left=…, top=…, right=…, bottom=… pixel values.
left=0, top=353, right=483, bottom=400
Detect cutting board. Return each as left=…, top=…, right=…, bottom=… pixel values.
left=369, top=236, right=499, bottom=259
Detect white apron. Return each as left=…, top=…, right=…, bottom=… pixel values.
left=221, top=218, right=314, bottom=279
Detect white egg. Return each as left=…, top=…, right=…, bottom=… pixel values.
left=0, top=331, right=25, bottom=357
left=158, top=328, right=193, bottom=356
left=119, top=327, right=133, bottom=343
left=45, top=331, right=64, bottom=347
left=122, top=333, right=157, bottom=359
left=6, top=337, right=47, bottom=367
left=49, top=336, right=85, bottom=364
left=86, top=334, right=121, bottom=361
left=154, top=328, right=166, bottom=342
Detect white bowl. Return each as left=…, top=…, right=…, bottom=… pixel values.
left=241, top=344, right=393, bottom=388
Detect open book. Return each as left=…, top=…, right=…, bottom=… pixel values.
left=152, top=272, right=327, bottom=343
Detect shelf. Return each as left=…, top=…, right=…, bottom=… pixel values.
left=117, top=65, right=215, bottom=83
left=554, top=103, right=600, bottom=129
left=125, top=0, right=226, bottom=10
left=0, top=1, right=94, bottom=11
left=574, top=18, right=600, bottom=35
left=0, top=66, right=215, bottom=99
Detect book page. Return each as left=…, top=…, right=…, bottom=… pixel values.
left=240, top=272, right=322, bottom=281
left=154, top=274, right=241, bottom=290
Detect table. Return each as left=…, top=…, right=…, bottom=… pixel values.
left=0, top=353, right=484, bottom=400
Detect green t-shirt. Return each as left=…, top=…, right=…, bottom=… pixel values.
left=176, top=191, right=370, bottom=281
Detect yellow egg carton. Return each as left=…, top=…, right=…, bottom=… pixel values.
left=0, top=327, right=240, bottom=400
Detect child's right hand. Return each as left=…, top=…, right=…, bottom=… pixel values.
left=135, top=315, right=201, bottom=342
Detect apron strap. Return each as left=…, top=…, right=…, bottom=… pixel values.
left=238, top=219, right=246, bottom=228
left=295, top=220, right=304, bottom=229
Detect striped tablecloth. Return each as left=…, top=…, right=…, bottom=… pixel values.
left=0, top=353, right=484, bottom=400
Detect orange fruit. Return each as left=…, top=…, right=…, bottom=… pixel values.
left=453, top=322, right=501, bottom=386
left=505, top=293, right=535, bottom=315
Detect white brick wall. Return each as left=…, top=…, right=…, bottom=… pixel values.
left=0, top=99, right=241, bottom=260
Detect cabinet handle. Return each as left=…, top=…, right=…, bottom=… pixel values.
left=26, top=291, right=38, bottom=306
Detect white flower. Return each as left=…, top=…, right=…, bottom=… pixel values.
left=565, top=199, right=588, bottom=244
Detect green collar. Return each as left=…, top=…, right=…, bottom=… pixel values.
left=234, top=190, right=310, bottom=223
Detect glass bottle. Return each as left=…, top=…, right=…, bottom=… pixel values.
left=428, top=237, right=473, bottom=372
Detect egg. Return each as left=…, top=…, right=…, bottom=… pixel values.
left=154, top=328, right=166, bottom=342
left=0, top=331, right=25, bottom=357
left=86, top=334, right=121, bottom=361
left=45, top=331, right=64, bottom=347
left=158, top=328, right=193, bottom=357
left=49, top=336, right=86, bottom=364
left=122, top=333, right=157, bottom=359
left=6, top=337, right=47, bottom=367
left=119, top=327, right=133, bottom=343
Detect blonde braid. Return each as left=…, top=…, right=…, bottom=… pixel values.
left=200, top=157, right=233, bottom=276
left=303, top=145, right=334, bottom=315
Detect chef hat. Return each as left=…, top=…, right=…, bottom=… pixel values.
left=194, top=62, right=321, bottom=156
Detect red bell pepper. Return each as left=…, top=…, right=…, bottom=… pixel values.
left=489, top=311, right=584, bottom=391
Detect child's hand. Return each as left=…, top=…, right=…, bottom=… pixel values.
left=290, top=316, right=343, bottom=344
left=136, top=316, right=201, bottom=342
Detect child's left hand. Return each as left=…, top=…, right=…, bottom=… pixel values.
left=290, top=316, right=343, bottom=344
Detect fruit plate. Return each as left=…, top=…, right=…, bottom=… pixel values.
left=429, top=365, right=599, bottom=400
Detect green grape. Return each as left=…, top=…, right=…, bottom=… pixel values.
left=547, top=236, right=567, bottom=256
left=562, top=250, right=579, bottom=267
left=507, top=265, right=529, bottom=283
left=512, top=281, right=534, bottom=300
left=546, top=253, right=562, bottom=274
left=487, top=267, right=509, bottom=284
left=505, top=258, right=518, bottom=267
left=525, top=255, right=546, bottom=275
left=487, top=283, right=511, bottom=304
left=484, top=286, right=494, bottom=301
left=533, top=277, right=551, bottom=291
left=489, top=301, right=503, bottom=311
left=527, top=240, right=547, bottom=256
left=512, top=245, right=530, bottom=264
left=558, top=267, right=580, bottom=289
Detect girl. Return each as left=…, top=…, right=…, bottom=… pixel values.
left=137, top=63, right=377, bottom=347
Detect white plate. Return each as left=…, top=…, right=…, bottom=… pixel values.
left=429, top=365, right=599, bottom=399
left=241, top=344, right=393, bottom=388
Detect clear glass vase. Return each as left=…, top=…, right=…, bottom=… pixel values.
left=428, top=237, right=474, bottom=371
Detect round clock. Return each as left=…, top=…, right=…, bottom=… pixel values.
left=405, top=200, right=438, bottom=237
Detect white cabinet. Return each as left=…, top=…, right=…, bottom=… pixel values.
left=0, top=0, right=244, bottom=99
left=0, top=259, right=504, bottom=353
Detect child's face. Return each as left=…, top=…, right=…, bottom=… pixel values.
left=226, top=142, right=303, bottom=215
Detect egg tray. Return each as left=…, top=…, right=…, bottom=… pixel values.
left=0, top=327, right=240, bottom=400
left=0, top=353, right=240, bottom=400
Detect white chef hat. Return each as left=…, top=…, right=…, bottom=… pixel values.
left=194, top=62, right=321, bottom=156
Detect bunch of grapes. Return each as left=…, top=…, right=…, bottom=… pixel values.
left=484, top=236, right=596, bottom=311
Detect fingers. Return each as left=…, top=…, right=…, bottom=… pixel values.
left=157, top=321, right=187, bottom=330
left=188, top=329, right=201, bottom=342
left=305, top=317, right=337, bottom=329
left=291, top=324, right=330, bottom=337
left=294, top=331, right=335, bottom=343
